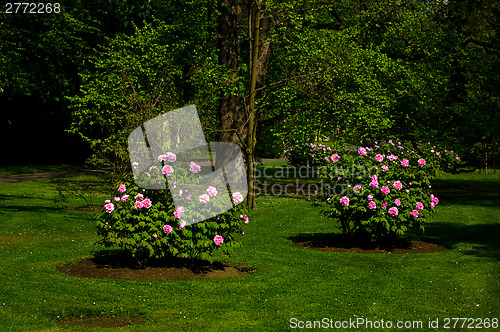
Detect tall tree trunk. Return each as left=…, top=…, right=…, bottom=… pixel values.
left=217, top=0, right=245, bottom=145
left=246, top=2, right=261, bottom=209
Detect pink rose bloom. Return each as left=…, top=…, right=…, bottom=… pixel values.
left=367, top=195, right=374, bottom=200
left=104, top=202, right=114, bottom=213
left=178, top=220, right=186, bottom=230
left=213, top=235, right=224, bottom=246
left=387, top=154, right=398, bottom=161
left=153, top=234, right=158, bottom=239
left=382, top=201, right=388, bottom=209
left=142, top=198, right=152, bottom=208
left=163, top=225, right=172, bottom=234
left=207, top=186, right=218, bottom=197
left=368, top=201, right=376, bottom=210
left=430, top=194, right=439, bottom=205
left=340, top=196, right=350, bottom=206
left=166, top=152, right=176, bottom=162
left=158, top=154, right=167, bottom=162
left=393, top=181, right=403, bottom=190
left=240, top=214, right=249, bottom=224
left=406, top=189, right=410, bottom=194
left=388, top=207, right=399, bottom=216
left=411, top=210, right=419, bottom=218
left=388, top=139, right=394, bottom=146
left=134, top=201, right=144, bottom=209
left=331, top=154, right=339, bottom=162
left=381, top=186, right=390, bottom=195
left=358, top=147, right=367, bottom=156
left=114, top=197, right=120, bottom=202
left=456, top=156, right=460, bottom=160
left=118, top=184, right=127, bottom=193
left=311, top=154, right=314, bottom=158
left=375, top=154, right=384, bottom=162
left=324, top=157, right=329, bottom=162
left=232, top=192, right=244, bottom=205
left=199, top=194, right=210, bottom=203
left=173, top=209, right=183, bottom=219
left=121, top=195, right=129, bottom=202
left=135, top=193, right=144, bottom=200
left=416, top=202, right=424, bottom=210
left=162, top=165, right=173, bottom=176
left=430, top=202, right=436, bottom=209
left=400, top=159, right=409, bottom=167
left=418, top=158, right=426, bottom=166
left=353, top=185, right=362, bottom=191
left=105, top=199, right=111, bottom=204
left=394, top=199, right=401, bottom=206
left=436, top=152, right=440, bottom=156
left=189, top=161, right=201, bottom=174
left=381, top=165, right=389, bottom=171
left=369, top=181, right=379, bottom=189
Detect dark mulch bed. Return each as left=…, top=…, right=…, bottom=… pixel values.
left=57, top=254, right=255, bottom=281
left=291, top=233, right=448, bottom=254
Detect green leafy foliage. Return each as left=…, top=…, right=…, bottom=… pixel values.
left=67, top=21, right=184, bottom=173
left=317, top=139, right=463, bottom=242
left=95, top=153, right=249, bottom=262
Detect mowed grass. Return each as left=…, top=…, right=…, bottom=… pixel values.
left=0, top=170, right=498, bottom=331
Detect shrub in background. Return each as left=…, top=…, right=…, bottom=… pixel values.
left=317, top=139, right=462, bottom=242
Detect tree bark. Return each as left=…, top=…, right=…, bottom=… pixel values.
left=217, top=0, right=246, bottom=145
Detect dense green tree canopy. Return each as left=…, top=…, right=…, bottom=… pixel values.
left=1, top=0, right=498, bottom=174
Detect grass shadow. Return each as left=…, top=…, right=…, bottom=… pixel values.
left=422, top=222, right=500, bottom=260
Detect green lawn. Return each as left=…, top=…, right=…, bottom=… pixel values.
left=0, top=170, right=499, bottom=331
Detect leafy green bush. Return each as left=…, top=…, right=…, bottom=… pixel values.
left=95, top=154, right=249, bottom=262
left=317, top=139, right=462, bottom=242
left=283, top=142, right=334, bottom=166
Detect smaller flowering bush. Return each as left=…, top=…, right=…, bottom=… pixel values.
left=318, top=139, right=455, bottom=242
left=283, top=142, right=333, bottom=166
left=95, top=153, right=248, bottom=262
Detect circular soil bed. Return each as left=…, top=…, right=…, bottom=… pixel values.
left=292, top=234, right=448, bottom=254
left=57, top=254, right=254, bottom=281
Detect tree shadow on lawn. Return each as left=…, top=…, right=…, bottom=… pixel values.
left=288, top=232, right=448, bottom=254
left=289, top=221, right=500, bottom=259
left=57, top=250, right=255, bottom=281
left=422, top=222, right=500, bottom=260
left=431, top=178, right=500, bottom=207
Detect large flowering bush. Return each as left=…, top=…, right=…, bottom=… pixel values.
left=318, top=139, right=461, bottom=242
left=95, top=152, right=248, bottom=262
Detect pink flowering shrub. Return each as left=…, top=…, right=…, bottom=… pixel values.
left=318, top=139, right=451, bottom=242
left=95, top=153, right=248, bottom=262
left=283, top=142, right=333, bottom=166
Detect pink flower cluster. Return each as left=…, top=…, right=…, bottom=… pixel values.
left=174, top=206, right=184, bottom=218
left=240, top=214, right=249, bottom=224
left=232, top=192, right=244, bottom=205
left=190, top=161, right=201, bottom=174
left=213, top=235, right=224, bottom=246
left=162, top=165, right=173, bottom=176
left=340, top=196, right=350, bottom=206
left=104, top=185, right=152, bottom=212
left=199, top=194, right=210, bottom=203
